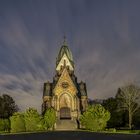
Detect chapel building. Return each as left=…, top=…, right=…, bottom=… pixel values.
left=42, top=38, right=88, bottom=129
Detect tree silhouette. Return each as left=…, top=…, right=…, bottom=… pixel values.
left=116, top=84, right=140, bottom=129
left=0, top=94, right=18, bottom=118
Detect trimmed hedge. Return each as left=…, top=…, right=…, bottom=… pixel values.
left=24, top=108, right=43, bottom=131
left=0, top=119, right=10, bottom=131
left=80, top=104, right=110, bottom=131
left=10, top=112, right=25, bottom=133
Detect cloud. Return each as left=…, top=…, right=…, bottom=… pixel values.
left=0, top=72, right=43, bottom=112
left=0, top=11, right=54, bottom=112
left=0, top=0, right=140, bottom=112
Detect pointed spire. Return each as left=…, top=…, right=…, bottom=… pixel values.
left=56, top=36, right=74, bottom=71
left=63, top=35, right=67, bottom=46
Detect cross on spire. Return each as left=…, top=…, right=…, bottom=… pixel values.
left=63, top=35, right=67, bottom=46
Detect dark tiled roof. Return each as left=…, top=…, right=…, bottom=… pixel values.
left=56, top=45, right=74, bottom=67
left=43, top=82, right=52, bottom=96
left=78, top=82, right=87, bottom=96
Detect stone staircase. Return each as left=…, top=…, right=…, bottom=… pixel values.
left=55, top=119, right=77, bottom=130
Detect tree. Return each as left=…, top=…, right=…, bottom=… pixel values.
left=80, top=104, right=110, bottom=131
left=116, top=84, right=140, bottom=129
left=24, top=108, right=42, bottom=132
left=43, top=108, right=56, bottom=130
left=102, top=97, right=127, bottom=128
left=10, top=112, right=25, bottom=133
left=0, top=94, right=18, bottom=118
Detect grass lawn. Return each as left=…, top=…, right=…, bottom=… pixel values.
left=97, top=129, right=140, bottom=134
left=70, top=128, right=140, bottom=135
left=0, top=129, right=140, bottom=135
left=0, top=130, right=140, bottom=140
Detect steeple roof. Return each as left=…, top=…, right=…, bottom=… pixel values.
left=56, top=37, right=73, bottom=65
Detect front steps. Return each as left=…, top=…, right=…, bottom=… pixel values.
left=55, top=119, right=78, bottom=130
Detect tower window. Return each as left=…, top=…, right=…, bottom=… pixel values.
left=64, top=59, right=66, bottom=66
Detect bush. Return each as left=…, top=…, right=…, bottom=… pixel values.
left=10, top=112, right=25, bottom=133
left=43, top=108, right=56, bottom=130
left=36, top=117, right=45, bottom=131
left=24, top=108, right=43, bottom=132
left=3, top=119, right=10, bottom=131
left=0, top=119, right=10, bottom=131
left=0, top=119, right=5, bottom=131
left=80, top=104, right=110, bottom=131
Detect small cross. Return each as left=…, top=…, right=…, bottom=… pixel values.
left=63, top=35, right=67, bottom=45
left=64, top=35, right=66, bottom=42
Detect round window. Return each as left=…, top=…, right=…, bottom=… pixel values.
left=62, top=82, right=69, bottom=88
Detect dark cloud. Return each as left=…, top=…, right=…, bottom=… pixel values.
left=0, top=0, right=140, bottom=112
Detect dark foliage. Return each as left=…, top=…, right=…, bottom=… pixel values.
left=88, top=98, right=103, bottom=105
left=133, top=108, right=140, bottom=129
left=102, top=97, right=128, bottom=128
left=116, top=85, right=140, bottom=129
left=0, top=94, right=18, bottom=118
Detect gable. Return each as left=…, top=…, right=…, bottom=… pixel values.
left=56, top=53, right=74, bottom=71
left=53, top=68, right=77, bottom=96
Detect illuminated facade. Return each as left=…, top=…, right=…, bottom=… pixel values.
left=42, top=39, right=88, bottom=129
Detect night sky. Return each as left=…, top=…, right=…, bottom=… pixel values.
left=0, top=0, right=140, bottom=112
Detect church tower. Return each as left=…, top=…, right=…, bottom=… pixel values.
left=42, top=38, right=88, bottom=129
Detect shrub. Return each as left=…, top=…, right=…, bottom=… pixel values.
left=10, top=112, right=25, bottom=133
left=80, top=104, right=110, bottom=131
left=24, top=108, right=43, bottom=131
left=0, top=119, right=10, bottom=132
left=44, top=108, right=56, bottom=130
left=36, top=117, right=45, bottom=131
left=0, top=119, right=5, bottom=131
left=3, top=119, right=10, bottom=131
left=0, top=119, right=10, bottom=131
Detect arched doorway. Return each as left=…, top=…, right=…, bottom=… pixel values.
left=60, top=107, right=71, bottom=119
left=59, top=93, right=72, bottom=119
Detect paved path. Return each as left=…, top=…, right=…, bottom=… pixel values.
left=1, top=131, right=140, bottom=140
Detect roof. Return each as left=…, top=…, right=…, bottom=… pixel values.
left=78, top=82, right=87, bottom=96
left=43, top=82, right=52, bottom=96
left=57, top=45, right=73, bottom=62
left=56, top=37, right=74, bottom=67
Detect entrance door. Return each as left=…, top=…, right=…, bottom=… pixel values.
left=60, top=107, right=71, bottom=119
